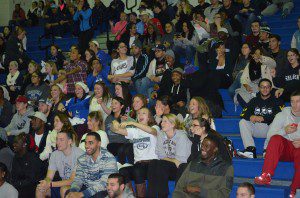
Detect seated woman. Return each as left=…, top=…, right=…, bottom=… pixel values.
left=39, top=112, right=77, bottom=161
left=48, top=84, right=65, bottom=127
left=273, top=48, right=300, bottom=102
left=161, top=22, right=175, bottom=50
left=109, top=12, right=128, bottom=41
left=86, top=58, right=110, bottom=91
left=120, top=22, right=141, bottom=49
left=21, top=60, right=40, bottom=94
left=11, top=133, right=43, bottom=198
left=105, top=96, right=134, bottom=165
left=142, top=24, right=162, bottom=55
left=235, top=47, right=276, bottom=108
left=80, top=111, right=109, bottom=150
left=173, top=21, right=198, bottom=65
left=43, top=61, right=58, bottom=85
left=25, top=71, right=50, bottom=108
left=63, top=82, right=90, bottom=139
left=154, top=95, right=179, bottom=125
left=84, top=48, right=96, bottom=73
left=89, top=81, right=112, bottom=122
left=46, top=44, right=66, bottom=70
left=208, top=12, right=238, bottom=38
left=147, top=114, right=192, bottom=197
left=112, top=107, right=159, bottom=197
left=184, top=96, right=216, bottom=135
left=128, top=94, right=148, bottom=120
left=115, top=82, right=132, bottom=111
left=6, top=61, right=23, bottom=103
left=108, top=42, right=134, bottom=84
left=228, top=42, right=252, bottom=99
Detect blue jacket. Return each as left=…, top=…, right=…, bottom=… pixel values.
left=97, top=50, right=112, bottom=67
left=86, top=65, right=110, bottom=91
left=73, top=8, right=92, bottom=31
left=65, top=95, right=90, bottom=122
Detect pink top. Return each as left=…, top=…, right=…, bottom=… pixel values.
left=111, top=21, right=128, bottom=40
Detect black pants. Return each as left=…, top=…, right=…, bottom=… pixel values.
left=119, top=161, right=150, bottom=184
left=78, top=28, right=94, bottom=55
left=147, top=160, right=179, bottom=198
left=107, top=143, right=134, bottom=164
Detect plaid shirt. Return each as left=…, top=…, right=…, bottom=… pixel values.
left=65, top=60, right=87, bottom=94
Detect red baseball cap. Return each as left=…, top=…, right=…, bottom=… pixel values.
left=15, top=95, right=28, bottom=103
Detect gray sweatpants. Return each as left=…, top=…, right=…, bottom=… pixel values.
left=261, top=2, right=294, bottom=16
left=239, top=119, right=269, bottom=149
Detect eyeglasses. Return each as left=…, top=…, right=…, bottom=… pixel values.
left=259, top=85, right=271, bottom=89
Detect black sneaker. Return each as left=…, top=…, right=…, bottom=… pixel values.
left=237, top=146, right=257, bottom=159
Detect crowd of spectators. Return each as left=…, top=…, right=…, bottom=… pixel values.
left=0, top=0, right=299, bottom=197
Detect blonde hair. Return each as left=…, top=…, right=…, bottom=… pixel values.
left=190, top=97, right=213, bottom=119
left=163, top=114, right=185, bottom=130
left=46, top=61, right=58, bottom=75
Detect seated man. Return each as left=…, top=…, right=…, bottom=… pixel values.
left=254, top=91, right=300, bottom=197
left=173, top=134, right=234, bottom=197
left=106, top=173, right=134, bottom=198
left=238, top=79, right=284, bottom=158
left=36, top=130, right=84, bottom=198
left=236, top=182, right=255, bottom=198
left=66, top=132, right=118, bottom=198
left=3, top=96, right=34, bottom=139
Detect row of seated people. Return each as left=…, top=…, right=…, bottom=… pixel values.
left=0, top=82, right=299, bottom=197
left=0, top=128, right=257, bottom=198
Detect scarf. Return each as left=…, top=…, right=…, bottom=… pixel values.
left=6, top=71, right=20, bottom=86
left=249, top=59, right=262, bottom=82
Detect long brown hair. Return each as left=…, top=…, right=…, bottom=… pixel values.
left=91, top=81, right=111, bottom=104
left=130, top=94, right=148, bottom=119
left=56, top=113, right=78, bottom=145
left=88, top=111, right=104, bottom=130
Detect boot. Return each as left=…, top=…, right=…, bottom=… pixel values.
left=136, top=183, right=146, bottom=198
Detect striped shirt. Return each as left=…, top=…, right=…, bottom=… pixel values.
left=70, top=148, right=118, bottom=197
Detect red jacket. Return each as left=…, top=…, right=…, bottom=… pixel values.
left=144, top=18, right=164, bottom=36
left=12, top=8, right=26, bottom=20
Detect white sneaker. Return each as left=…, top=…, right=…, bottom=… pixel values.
left=237, top=151, right=254, bottom=158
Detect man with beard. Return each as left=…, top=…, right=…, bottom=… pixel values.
left=66, top=132, right=118, bottom=198
left=238, top=79, right=284, bottom=158
left=106, top=173, right=134, bottom=198
left=173, top=134, right=234, bottom=198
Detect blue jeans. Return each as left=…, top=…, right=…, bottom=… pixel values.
left=134, top=77, right=151, bottom=97
left=228, top=72, right=242, bottom=99
left=173, top=45, right=196, bottom=64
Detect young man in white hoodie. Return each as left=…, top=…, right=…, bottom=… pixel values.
left=254, top=90, right=300, bottom=198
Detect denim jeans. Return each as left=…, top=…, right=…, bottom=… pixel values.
left=173, top=45, right=196, bottom=64
left=134, top=77, right=151, bottom=97
left=228, top=72, right=243, bottom=99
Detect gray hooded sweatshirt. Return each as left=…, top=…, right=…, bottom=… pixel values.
left=265, top=107, right=300, bottom=147
left=5, top=109, right=34, bottom=136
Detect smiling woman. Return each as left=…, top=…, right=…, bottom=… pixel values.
left=147, top=113, right=192, bottom=197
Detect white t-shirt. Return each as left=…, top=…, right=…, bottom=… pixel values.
left=0, top=182, right=18, bottom=198
left=126, top=125, right=159, bottom=163
left=79, top=130, right=109, bottom=150
left=89, top=97, right=112, bottom=122
left=111, top=56, right=134, bottom=81
left=35, top=133, right=43, bottom=147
